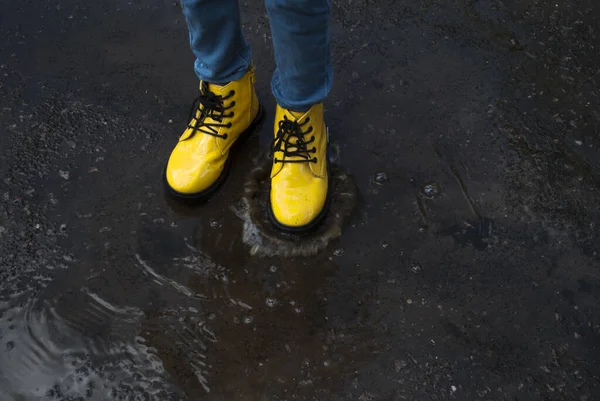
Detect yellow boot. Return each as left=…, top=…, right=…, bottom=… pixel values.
left=164, top=67, right=264, bottom=201
left=269, top=103, right=330, bottom=233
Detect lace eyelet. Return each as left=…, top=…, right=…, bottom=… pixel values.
left=305, top=117, right=311, bottom=123
left=308, top=127, right=313, bottom=133
left=222, top=133, right=228, bottom=139
left=227, top=122, right=232, bottom=128
left=230, top=90, right=235, bottom=96
left=273, top=158, right=279, bottom=164
left=230, top=112, right=235, bottom=117
left=311, top=147, right=317, bottom=152
left=312, top=157, right=318, bottom=163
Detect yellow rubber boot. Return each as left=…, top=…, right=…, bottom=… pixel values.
left=269, top=103, right=329, bottom=233
left=164, top=67, right=264, bottom=200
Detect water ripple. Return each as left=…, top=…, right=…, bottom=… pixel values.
left=0, top=289, right=177, bottom=400
left=136, top=253, right=207, bottom=301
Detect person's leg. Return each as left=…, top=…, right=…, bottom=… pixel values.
left=165, top=0, right=264, bottom=200
left=182, top=0, right=251, bottom=84
left=266, top=0, right=332, bottom=111
left=265, top=0, right=332, bottom=232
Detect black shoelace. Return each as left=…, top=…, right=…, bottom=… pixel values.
left=272, top=116, right=317, bottom=164
left=184, top=82, right=235, bottom=140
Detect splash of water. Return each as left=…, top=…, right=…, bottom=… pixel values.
left=232, top=148, right=358, bottom=257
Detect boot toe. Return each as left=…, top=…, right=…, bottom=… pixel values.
left=165, top=151, right=221, bottom=195
left=165, top=166, right=204, bottom=194
left=270, top=187, right=327, bottom=228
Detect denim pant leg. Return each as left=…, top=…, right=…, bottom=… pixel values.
left=265, top=0, right=333, bottom=111
left=181, top=0, right=252, bottom=85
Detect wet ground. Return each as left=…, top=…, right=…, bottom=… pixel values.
left=1, top=0, right=600, bottom=400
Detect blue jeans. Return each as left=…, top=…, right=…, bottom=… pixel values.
left=181, top=0, right=332, bottom=111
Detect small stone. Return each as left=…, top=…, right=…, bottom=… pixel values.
left=406, top=299, right=413, bottom=304
left=265, top=298, right=278, bottom=308
left=358, top=393, right=374, bottom=401
left=59, top=170, right=70, bottom=180
left=333, top=248, right=344, bottom=256
left=451, top=385, right=457, bottom=393
left=269, top=265, right=277, bottom=273
left=5, top=341, right=14, bottom=351
left=373, top=172, right=389, bottom=185
left=410, top=264, right=421, bottom=273
left=394, top=360, right=407, bottom=371
left=574, top=332, right=581, bottom=339
left=575, top=140, right=583, bottom=146
left=421, top=182, right=441, bottom=199
left=243, top=316, right=253, bottom=324
left=382, top=242, right=389, bottom=249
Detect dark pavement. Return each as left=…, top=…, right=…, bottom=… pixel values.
left=1, top=0, right=600, bottom=400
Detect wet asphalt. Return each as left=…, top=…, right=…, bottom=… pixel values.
left=1, top=0, right=600, bottom=400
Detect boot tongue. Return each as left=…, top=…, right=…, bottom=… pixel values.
left=200, top=81, right=226, bottom=96
left=277, top=109, right=312, bottom=162
left=282, top=109, right=308, bottom=146
left=287, top=109, right=308, bottom=122
left=194, top=81, right=227, bottom=120
left=179, top=81, right=227, bottom=142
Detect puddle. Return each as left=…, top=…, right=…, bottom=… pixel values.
left=0, top=218, right=384, bottom=400
left=129, top=216, right=383, bottom=399
left=0, top=290, right=177, bottom=400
